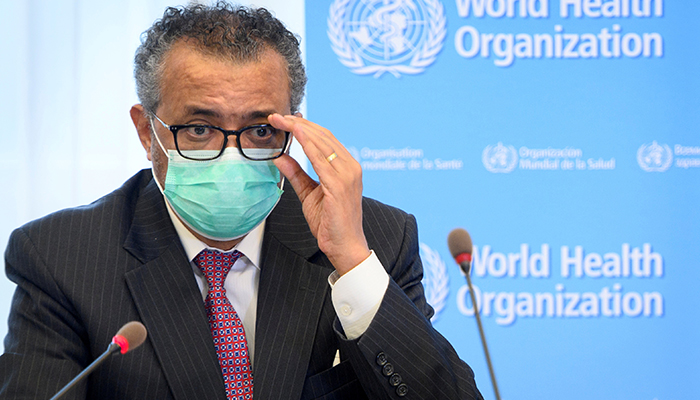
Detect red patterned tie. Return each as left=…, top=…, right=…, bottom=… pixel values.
left=195, top=249, right=253, bottom=400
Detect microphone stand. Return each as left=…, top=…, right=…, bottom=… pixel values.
left=463, top=266, right=502, bottom=400
left=49, top=342, right=121, bottom=400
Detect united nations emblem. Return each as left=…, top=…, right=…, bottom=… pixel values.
left=419, top=243, right=449, bottom=323
left=482, top=142, right=518, bottom=173
left=637, top=141, right=673, bottom=172
left=327, top=0, right=447, bottom=78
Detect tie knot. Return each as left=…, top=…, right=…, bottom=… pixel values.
left=195, top=249, right=242, bottom=289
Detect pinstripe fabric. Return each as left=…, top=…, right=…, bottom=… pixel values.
left=1, top=169, right=483, bottom=400
left=1, top=171, right=222, bottom=400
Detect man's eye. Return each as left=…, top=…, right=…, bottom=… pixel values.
left=182, top=126, right=212, bottom=137
left=254, top=127, right=273, bottom=137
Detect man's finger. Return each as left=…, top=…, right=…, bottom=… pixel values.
left=270, top=113, right=337, bottom=154
left=273, top=153, right=318, bottom=202
left=270, top=113, right=340, bottom=175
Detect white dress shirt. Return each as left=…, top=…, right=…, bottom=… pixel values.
left=163, top=201, right=389, bottom=367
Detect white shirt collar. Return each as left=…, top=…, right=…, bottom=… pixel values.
left=163, top=199, right=264, bottom=268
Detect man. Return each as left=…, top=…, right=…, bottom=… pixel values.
left=1, top=3, right=483, bottom=399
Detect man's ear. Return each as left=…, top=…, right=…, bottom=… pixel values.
left=130, top=104, right=153, bottom=161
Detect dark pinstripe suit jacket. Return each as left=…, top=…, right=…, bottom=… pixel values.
left=1, top=169, right=482, bottom=400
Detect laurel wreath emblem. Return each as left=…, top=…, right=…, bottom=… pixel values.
left=482, top=143, right=518, bottom=173
left=637, top=142, right=673, bottom=172
left=419, top=243, right=449, bottom=323
left=327, top=0, right=447, bottom=78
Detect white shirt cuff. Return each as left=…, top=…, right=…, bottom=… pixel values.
left=328, top=250, right=389, bottom=340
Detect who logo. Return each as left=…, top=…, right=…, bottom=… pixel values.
left=419, top=243, right=449, bottom=323
left=327, top=0, right=447, bottom=78
left=637, top=141, right=673, bottom=172
left=482, top=142, right=518, bottom=173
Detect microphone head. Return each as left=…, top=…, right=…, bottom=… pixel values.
left=448, top=228, right=473, bottom=274
left=113, top=321, right=147, bottom=355
left=447, top=228, right=473, bottom=259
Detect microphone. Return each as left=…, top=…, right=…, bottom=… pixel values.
left=111, top=321, right=148, bottom=354
left=447, top=228, right=502, bottom=400
left=50, top=321, right=148, bottom=400
left=447, top=227, right=473, bottom=275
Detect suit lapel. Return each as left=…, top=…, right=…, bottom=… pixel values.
left=123, top=177, right=226, bottom=400
left=253, top=187, right=332, bottom=400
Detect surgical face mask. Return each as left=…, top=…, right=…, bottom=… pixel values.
left=150, top=123, right=284, bottom=241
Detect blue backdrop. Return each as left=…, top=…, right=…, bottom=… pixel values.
left=306, top=1, right=699, bottom=399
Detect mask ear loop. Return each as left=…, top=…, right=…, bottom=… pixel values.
left=148, top=115, right=171, bottom=194
left=149, top=115, right=172, bottom=161
left=279, top=174, right=287, bottom=191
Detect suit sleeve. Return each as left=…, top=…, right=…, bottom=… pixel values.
left=0, top=227, right=89, bottom=400
left=335, top=213, right=484, bottom=400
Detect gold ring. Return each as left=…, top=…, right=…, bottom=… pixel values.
left=326, top=152, right=338, bottom=163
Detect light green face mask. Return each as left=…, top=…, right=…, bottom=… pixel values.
left=162, top=147, right=283, bottom=240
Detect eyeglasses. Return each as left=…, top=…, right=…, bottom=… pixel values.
left=150, top=113, right=290, bottom=161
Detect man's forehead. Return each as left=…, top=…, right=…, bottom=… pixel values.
left=155, top=41, right=291, bottom=117
left=158, top=41, right=288, bottom=90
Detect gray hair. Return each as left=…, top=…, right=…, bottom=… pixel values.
left=134, top=1, right=306, bottom=114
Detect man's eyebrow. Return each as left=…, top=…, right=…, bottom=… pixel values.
left=181, top=107, right=277, bottom=124
left=243, top=110, right=276, bottom=121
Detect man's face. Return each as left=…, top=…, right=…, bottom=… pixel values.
left=144, top=40, right=292, bottom=189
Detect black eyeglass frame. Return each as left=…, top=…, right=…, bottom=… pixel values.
left=150, top=113, right=291, bottom=161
